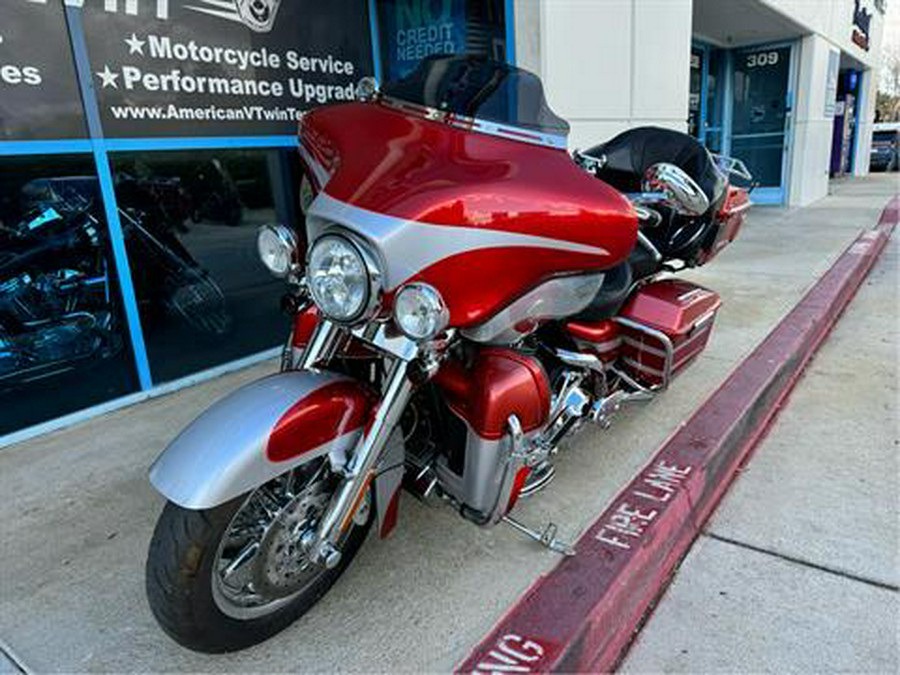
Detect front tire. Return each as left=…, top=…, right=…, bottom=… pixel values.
left=146, top=466, right=371, bottom=653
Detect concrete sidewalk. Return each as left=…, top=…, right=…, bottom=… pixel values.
left=0, top=175, right=896, bottom=672
left=622, top=211, right=899, bottom=672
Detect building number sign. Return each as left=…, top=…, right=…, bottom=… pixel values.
left=746, top=51, right=780, bottom=68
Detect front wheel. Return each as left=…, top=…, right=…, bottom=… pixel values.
left=145, top=461, right=371, bottom=653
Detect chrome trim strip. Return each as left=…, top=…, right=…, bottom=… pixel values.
left=573, top=337, right=622, bottom=353
left=379, top=96, right=568, bottom=150
left=621, top=322, right=712, bottom=359
left=613, top=316, right=674, bottom=390
left=622, top=356, right=665, bottom=377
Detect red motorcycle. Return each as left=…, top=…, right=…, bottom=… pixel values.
left=145, top=55, right=752, bottom=652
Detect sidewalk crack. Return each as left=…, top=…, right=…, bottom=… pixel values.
left=0, top=639, right=28, bottom=675
left=703, top=532, right=899, bottom=592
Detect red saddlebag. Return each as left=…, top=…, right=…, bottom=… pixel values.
left=618, top=280, right=720, bottom=387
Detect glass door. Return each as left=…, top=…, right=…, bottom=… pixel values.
left=729, top=45, right=794, bottom=204
left=690, top=43, right=726, bottom=153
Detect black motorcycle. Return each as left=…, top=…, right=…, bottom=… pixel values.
left=0, top=200, right=121, bottom=386
left=0, top=179, right=230, bottom=390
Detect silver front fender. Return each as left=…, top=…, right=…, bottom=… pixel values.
left=149, top=370, right=372, bottom=510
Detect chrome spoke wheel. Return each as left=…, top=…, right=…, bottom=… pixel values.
left=210, top=463, right=347, bottom=620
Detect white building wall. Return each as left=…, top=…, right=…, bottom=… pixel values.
left=519, top=0, right=886, bottom=205
left=519, top=0, right=693, bottom=150
left=762, top=0, right=885, bottom=199
left=762, top=0, right=883, bottom=69
left=853, top=68, right=878, bottom=177
left=789, top=35, right=838, bottom=205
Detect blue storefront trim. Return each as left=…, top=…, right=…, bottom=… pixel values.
left=367, top=0, right=384, bottom=83
left=66, top=6, right=154, bottom=391
left=505, top=0, right=516, bottom=65
left=103, top=135, right=298, bottom=152
left=0, top=140, right=94, bottom=156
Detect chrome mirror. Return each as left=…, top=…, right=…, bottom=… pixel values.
left=641, top=163, right=709, bottom=217
left=355, top=76, right=379, bottom=102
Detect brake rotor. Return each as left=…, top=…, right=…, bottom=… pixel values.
left=252, top=482, right=330, bottom=597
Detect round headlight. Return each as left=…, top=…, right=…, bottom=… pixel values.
left=257, top=225, right=298, bottom=278
left=307, top=235, right=374, bottom=322
left=393, top=283, right=449, bottom=340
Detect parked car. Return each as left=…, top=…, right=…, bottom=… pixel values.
left=870, top=122, right=899, bottom=172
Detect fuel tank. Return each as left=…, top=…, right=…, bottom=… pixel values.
left=300, top=102, right=638, bottom=328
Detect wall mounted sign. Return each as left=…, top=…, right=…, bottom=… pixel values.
left=851, top=0, right=872, bottom=51
left=0, top=2, right=87, bottom=140
left=78, top=0, right=374, bottom=137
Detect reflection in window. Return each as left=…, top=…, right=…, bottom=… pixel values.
left=0, top=155, right=138, bottom=436
left=111, top=149, right=301, bottom=384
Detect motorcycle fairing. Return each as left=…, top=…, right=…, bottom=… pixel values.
left=299, top=102, right=639, bottom=328
left=149, top=371, right=376, bottom=509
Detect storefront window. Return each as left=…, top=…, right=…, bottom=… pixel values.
left=704, top=49, right=725, bottom=153
left=689, top=48, right=704, bottom=139
left=0, top=156, right=139, bottom=436
left=689, top=44, right=725, bottom=153
left=110, top=149, right=299, bottom=384
left=377, top=0, right=508, bottom=81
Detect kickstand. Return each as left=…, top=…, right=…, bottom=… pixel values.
left=502, top=515, right=576, bottom=556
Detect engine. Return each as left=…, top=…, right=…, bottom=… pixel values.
left=0, top=270, right=84, bottom=326
left=0, top=269, right=115, bottom=385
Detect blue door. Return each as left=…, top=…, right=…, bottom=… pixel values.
left=729, top=45, right=794, bottom=204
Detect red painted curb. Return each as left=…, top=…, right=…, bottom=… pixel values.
left=457, top=197, right=898, bottom=674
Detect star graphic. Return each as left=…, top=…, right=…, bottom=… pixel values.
left=96, top=66, right=119, bottom=89
left=124, top=33, right=145, bottom=55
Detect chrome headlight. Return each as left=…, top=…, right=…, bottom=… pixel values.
left=307, top=234, right=379, bottom=322
left=257, top=224, right=298, bottom=278
left=393, top=283, right=449, bottom=340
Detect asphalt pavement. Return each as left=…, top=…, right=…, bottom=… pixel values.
left=0, top=175, right=896, bottom=672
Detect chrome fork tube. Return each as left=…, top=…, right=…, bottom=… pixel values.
left=298, top=318, right=343, bottom=370
left=310, top=356, right=414, bottom=567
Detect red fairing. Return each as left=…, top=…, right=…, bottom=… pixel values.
left=299, top=103, right=638, bottom=328
left=267, top=381, right=377, bottom=463
left=433, top=348, right=551, bottom=440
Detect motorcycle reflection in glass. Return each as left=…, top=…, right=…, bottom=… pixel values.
left=0, top=177, right=229, bottom=390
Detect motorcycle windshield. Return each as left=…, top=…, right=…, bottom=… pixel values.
left=380, top=55, right=569, bottom=140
